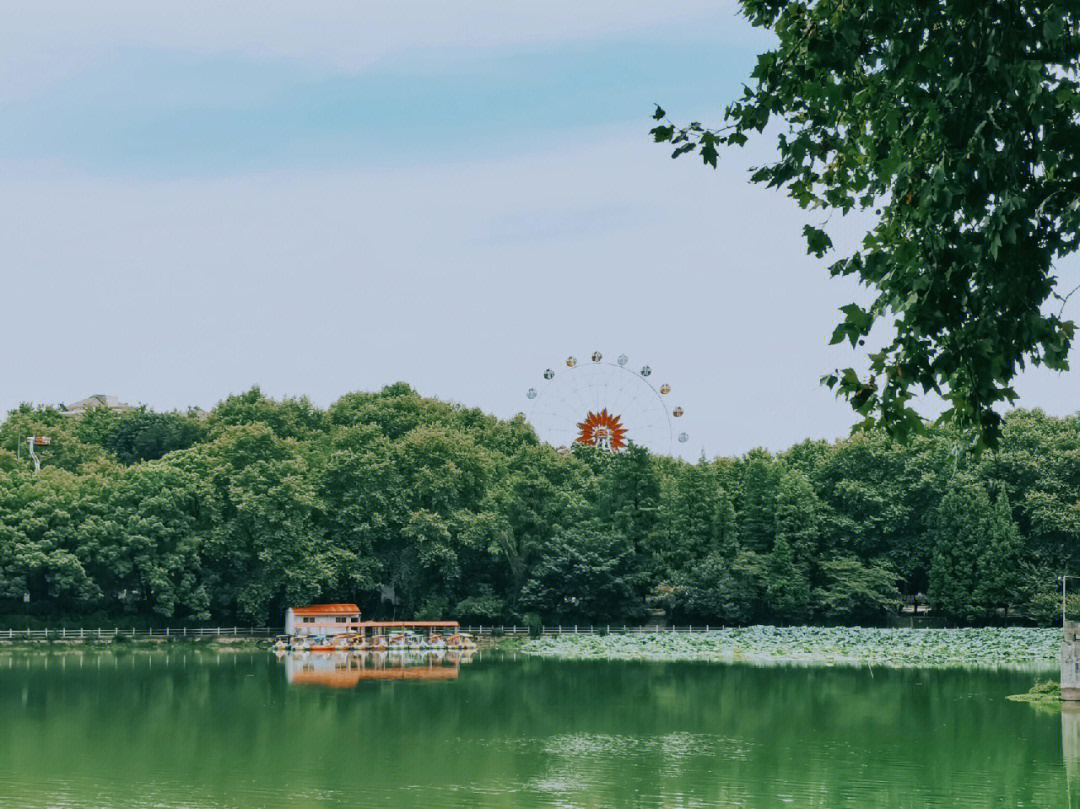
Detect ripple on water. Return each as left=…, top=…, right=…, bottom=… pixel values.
left=0, top=651, right=1070, bottom=808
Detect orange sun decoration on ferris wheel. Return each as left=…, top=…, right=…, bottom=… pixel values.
left=575, top=408, right=628, bottom=452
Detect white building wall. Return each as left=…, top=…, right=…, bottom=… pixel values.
left=285, top=612, right=361, bottom=637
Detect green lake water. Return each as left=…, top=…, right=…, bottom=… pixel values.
left=0, top=649, right=1074, bottom=808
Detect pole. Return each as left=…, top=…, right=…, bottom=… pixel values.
left=1064, top=576, right=1077, bottom=629
left=27, top=438, right=41, bottom=474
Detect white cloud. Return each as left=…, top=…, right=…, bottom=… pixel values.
left=0, top=1, right=747, bottom=101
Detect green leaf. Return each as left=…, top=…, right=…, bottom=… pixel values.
left=650, top=125, right=674, bottom=143
left=1044, top=9, right=1064, bottom=41
left=700, top=141, right=718, bottom=168
left=803, top=225, right=833, bottom=258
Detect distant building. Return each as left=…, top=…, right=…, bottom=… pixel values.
left=60, top=394, right=135, bottom=417
left=285, top=603, right=362, bottom=637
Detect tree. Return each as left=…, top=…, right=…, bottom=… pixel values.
left=929, top=480, right=1021, bottom=622
left=389, top=424, right=492, bottom=614
left=656, top=458, right=724, bottom=575
left=674, top=547, right=765, bottom=625
left=107, top=464, right=211, bottom=619
left=812, top=556, right=900, bottom=624
left=316, top=424, right=397, bottom=608
left=928, top=481, right=986, bottom=621
left=653, top=1, right=1080, bottom=448
left=518, top=523, right=646, bottom=624
left=597, top=443, right=661, bottom=574
left=765, top=536, right=811, bottom=623
left=0, top=467, right=107, bottom=611
left=971, top=492, right=1023, bottom=617
left=773, top=468, right=821, bottom=568
left=76, top=407, right=207, bottom=465
left=739, top=450, right=778, bottom=552
left=183, top=424, right=330, bottom=623
left=208, top=387, right=325, bottom=441
left=488, top=444, right=587, bottom=608
left=4, top=388, right=1080, bottom=628
left=0, top=404, right=115, bottom=474
left=717, top=486, right=740, bottom=555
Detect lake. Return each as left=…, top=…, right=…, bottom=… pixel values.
left=0, top=648, right=1072, bottom=808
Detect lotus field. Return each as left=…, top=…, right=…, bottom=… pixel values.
left=522, top=627, right=1060, bottom=668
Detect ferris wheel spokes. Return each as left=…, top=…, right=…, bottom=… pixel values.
left=524, top=351, right=685, bottom=455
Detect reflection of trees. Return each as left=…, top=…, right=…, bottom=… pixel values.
left=1065, top=704, right=1080, bottom=807
left=0, top=652, right=1067, bottom=807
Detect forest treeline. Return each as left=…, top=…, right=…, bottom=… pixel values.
left=0, top=385, right=1077, bottom=627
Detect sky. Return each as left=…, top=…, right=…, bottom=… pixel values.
left=1, top=1, right=1077, bottom=459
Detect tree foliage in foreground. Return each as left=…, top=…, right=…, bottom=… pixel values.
left=653, top=0, right=1080, bottom=449
left=0, top=388, right=1078, bottom=627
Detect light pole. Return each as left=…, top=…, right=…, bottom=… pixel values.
left=25, top=436, right=50, bottom=474
left=1061, top=576, right=1079, bottom=630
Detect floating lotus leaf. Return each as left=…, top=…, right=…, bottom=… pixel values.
left=520, top=627, right=1058, bottom=669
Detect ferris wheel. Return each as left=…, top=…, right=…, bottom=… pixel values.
left=525, top=352, right=687, bottom=454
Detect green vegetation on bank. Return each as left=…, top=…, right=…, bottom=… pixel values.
left=1, top=386, right=1078, bottom=627
left=1007, top=678, right=1062, bottom=708
left=523, top=628, right=1060, bottom=668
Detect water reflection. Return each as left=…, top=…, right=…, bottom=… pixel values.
left=1065, top=704, right=1080, bottom=807
left=0, top=652, right=1068, bottom=808
left=279, top=649, right=475, bottom=687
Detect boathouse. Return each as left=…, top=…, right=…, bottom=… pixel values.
left=285, top=603, right=362, bottom=637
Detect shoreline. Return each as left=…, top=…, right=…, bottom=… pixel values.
left=0, top=627, right=1060, bottom=669
left=0, top=634, right=506, bottom=652
left=0, top=636, right=267, bottom=650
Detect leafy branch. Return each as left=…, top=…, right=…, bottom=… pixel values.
left=653, top=0, right=1080, bottom=450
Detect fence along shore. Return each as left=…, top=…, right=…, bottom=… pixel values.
left=2, top=624, right=739, bottom=641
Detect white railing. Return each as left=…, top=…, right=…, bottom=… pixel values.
left=2, top=625, right=730, bottom=641
left=1, top=626, right=278, bottom=640
left=461, top=625, right=720, bottom=636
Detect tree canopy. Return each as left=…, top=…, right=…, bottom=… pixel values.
left=1, top=387, right=1077, bottom=628
left=653, top=0, right=1080, bottom=449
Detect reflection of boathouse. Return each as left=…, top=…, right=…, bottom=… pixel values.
left=281, top=651, right=470, bottom=687
left=285, top=603, right=362, bottom=637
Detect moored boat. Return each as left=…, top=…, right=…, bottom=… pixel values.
left=447, top=632, right=477, bottom=651
left=308, top=636, right=337, bottom=652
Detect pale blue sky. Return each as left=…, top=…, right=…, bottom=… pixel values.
left=1, top=36, right=755, bottom=176
left=1, top=2, right=1076, bottom=457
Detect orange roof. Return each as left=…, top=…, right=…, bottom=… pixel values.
left=358, top=620, right=459, bottom=628
left=290, top=603, right=360, bottom=617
